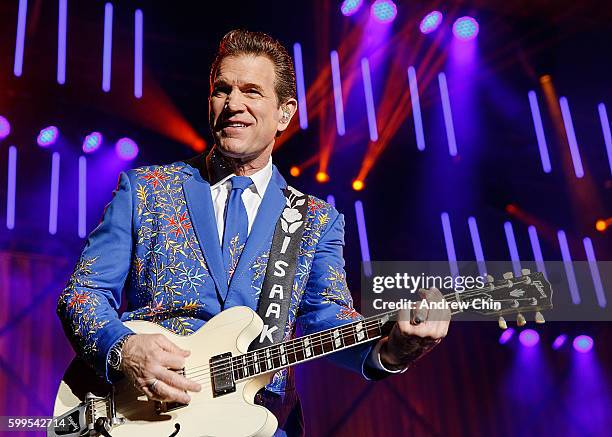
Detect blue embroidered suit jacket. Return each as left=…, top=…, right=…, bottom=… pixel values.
left=57, top=155, right=382, bottom=399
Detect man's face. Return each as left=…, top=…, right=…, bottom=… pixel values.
left=209, top=55, right=292, bottom=160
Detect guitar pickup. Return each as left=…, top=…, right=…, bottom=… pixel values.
left=210, top=352, right=235, bottom=397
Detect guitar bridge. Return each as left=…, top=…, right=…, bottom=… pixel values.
left=210, top=352, right=235, bottom=397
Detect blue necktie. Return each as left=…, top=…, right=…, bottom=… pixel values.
left=222, top=176, right=253, bottom=282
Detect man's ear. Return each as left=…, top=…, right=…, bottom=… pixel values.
left=277, top=98, right=298, bottom=132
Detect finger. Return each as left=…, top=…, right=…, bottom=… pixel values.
left=411, top=299, right=429, bottom=325
left=145, top=379, right=191, bottom=404
left=157, top=366, right=202, bottom=393
left=157, top=350, right=186, bottom=370
left=156, top=335, right=191, bottom=357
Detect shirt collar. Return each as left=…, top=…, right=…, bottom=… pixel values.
left=209, top=153, right=272, bottom=199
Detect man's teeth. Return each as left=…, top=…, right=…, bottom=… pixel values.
left=226, top=122, right=247, bottom=127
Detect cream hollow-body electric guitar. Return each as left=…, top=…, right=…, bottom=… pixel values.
left=49, top=270, right=552, bottom=437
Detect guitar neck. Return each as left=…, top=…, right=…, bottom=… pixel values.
left=229, top=290, right=474, bottom=381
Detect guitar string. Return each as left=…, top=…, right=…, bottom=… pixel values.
left=180, top=282, right=507, bottom=377
left=100, top=307, right=471, bottom=417
left=91, top=280, right=527, bottom=416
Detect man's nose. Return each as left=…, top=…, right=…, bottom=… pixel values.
left=225, top=88, right=245, bottom=111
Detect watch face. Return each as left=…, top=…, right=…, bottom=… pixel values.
left=109, top=349, right=121, bottom=369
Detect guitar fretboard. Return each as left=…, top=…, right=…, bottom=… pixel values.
left=230, top=311, right=395, bottom=381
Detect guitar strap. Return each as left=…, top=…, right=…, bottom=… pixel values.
left=252, top=186, right=309, bottom=350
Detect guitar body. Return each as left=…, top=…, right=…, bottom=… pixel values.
left=51, top=306, right=278, bottom=437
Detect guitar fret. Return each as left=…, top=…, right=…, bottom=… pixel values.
left=279, top=345, right=287, bottom=365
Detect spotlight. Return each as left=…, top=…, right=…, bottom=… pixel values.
left=519, top=329, right=539, bottom=347
left=37, top=126, right=59, bottom=147
left=352, top=180, right=364, bottom=191
left=371, top=0, right=397, bottom=24
left=505, top=204, right=517, bottom=214
left=499, top=328, right=515, bottom=345
left=0, top=116, right=10, bottom=139
left=595, top=219, right=608, bottom=232
left=83, top=132, right=103, bottom=154
left=290, top=166, right=301, bottom=177
left=552, top=334, right=568, bottom=350
left=453, top=16, right=479, bottom=41
left=419, top=11, right=443, bottom=34
left=115, top=137, right=139, bottom=160
left=315, top=171, right=329, bottom=183
left=573, top=335, right=593, bottom=353
left=341, top=0, right=363, bottom=17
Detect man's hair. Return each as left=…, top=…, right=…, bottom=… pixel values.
left=210, top=29, right=296, bottom=107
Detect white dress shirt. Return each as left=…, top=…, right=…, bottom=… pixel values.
left=210, top=157, right=273, bottom=244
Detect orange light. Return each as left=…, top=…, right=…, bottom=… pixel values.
left=315, top=171, right=329, bottom=183
left=595, top=219, right=607, bottom=232
left=290, top=166, right=301, bottom=177
left=352, top=180, right=364, bottom=191
left=193, top=138, right=206, bottom=152
left=540, top=74, right=552, bottom=83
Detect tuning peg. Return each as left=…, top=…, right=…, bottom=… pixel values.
left=535, top=312, right=545, bottom=324
left=516, top=313, right=526, bottom=326
left=521, top=268, right=531, bottom=276
left=486, top=274, right=494, bottom=283
left=503, top=272, right=514, bottom=280
left=498, top=316, right=508, bottom=330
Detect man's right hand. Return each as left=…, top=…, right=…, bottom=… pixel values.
left=120, top=334, right=202, bottom=404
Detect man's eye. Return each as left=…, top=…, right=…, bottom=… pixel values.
left=247, top=89, right=261, bottom=95
left=213, top=88, right=227, bottom=96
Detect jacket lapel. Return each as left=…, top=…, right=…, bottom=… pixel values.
left=226, top=166, right=287, bottom=301
left=181, top=163, right=228, bottom=302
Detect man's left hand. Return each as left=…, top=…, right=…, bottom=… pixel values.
left=379, top=287, right=451, bottom=371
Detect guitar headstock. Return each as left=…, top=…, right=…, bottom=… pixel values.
left=457, top=269, right=553, bottom=328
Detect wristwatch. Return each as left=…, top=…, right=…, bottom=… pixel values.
left=108, top=334, right=134, bottom=371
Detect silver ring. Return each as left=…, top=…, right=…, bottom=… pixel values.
left=148, top=379, right=159, bottom=391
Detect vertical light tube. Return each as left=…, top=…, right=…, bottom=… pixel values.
left=557, top=230, right=581, bottom=304
left=528, top=91, right=552, bottom=173
left=559, top=97, right=584, bottom=178
left=440, top=212, right=459, bottom=278
left=438, top=72, right=457, bottom=156
left=597, top=103, right=612, bottom=176
left=57, top=0, right=67, bottom=84
left=583, top=237, right=606, bottom=308
left=503, top=221, right=522, bottom=277
left=467, top=216, right=487, bottom=277
left=293, top=43, right=308, bottom=129
left=49, top=152, right=61, bottom=235
left=14, top=0, right=28, bottom=77
left=6, top=147, right=17, bottom=230
left=134, top=9, right=143, bottom=98
left=407, top=66, right=426, bottom=151
left=78, top=156, right=87, bottom=238
left=361, top=58, right=378, bottom=142
left=102, top=3, right=114, bottom=92
left=326, top=194, right=336, bottom=208
left=355, top=200, right=372, bottom=276
left=330, top=51, right=346, bottom=136
left=527, top=225, right=547, bottom=279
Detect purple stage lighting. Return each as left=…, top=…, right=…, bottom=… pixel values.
left=371, top=0, right=397, bottom=24
left=552, top=334, right=568, bottom=350
left=519, top=329, right=540, bottom=347
left=37, top=126, right=59, bottom=147
left=420, top=11, right=443, bottom=34
left=83, top=132, right=103, bottom=153
left=115, top=137, right=139, bottom=160
left=341, top=0, right=363, bottom=16
left=499, top=328, right=515, bottom=345
left=453, top=16, right=479, bottom=41
left=573, top=335, right=594, bottom=353
left=0, top=116, right=10, bottom=139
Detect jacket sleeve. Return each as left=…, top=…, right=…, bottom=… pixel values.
left=57, top=171, right=135, bottom=382
left=297, top=209, right=393, bottom=380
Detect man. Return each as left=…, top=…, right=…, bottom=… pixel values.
left=58, top=29, right=450, bottom=436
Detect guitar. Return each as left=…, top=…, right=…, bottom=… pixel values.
left=48, top=270, right=552, bottom=437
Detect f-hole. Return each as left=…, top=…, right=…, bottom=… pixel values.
left=168, top=423, right=180, bottom=437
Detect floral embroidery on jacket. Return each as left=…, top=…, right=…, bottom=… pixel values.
left=57, top=256, right=109, bottom=362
